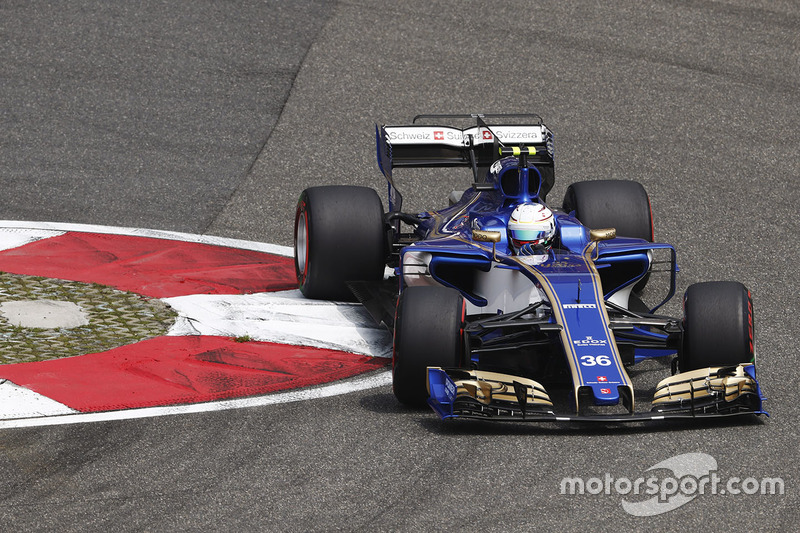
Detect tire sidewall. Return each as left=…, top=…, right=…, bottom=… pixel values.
left=294, top=193, right=311, bottom=291
left=294, top=186, right=385, bottom=301
left=392, top=286, right=465, bottom=406
left=563, top=180, right=654, bottom=241
left=680, top=281, right=754, bottom=371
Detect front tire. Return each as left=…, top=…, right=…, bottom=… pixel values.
left=679, top=281, right=754, bottom=372
left=294, top=186, right=386, bottom=301
left=393, top=286, right=466, bottom=406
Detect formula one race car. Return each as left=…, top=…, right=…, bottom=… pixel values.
left=293, top=113, right=766, bottom=422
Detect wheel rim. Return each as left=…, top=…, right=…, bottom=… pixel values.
left=295, top=209, right=309, bottom=280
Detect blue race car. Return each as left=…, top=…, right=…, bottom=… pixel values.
left=294, top=113, right=766, bottom=422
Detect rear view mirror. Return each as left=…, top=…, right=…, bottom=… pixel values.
left=589, top=228, right=616, bottom=242
left=472, top=230, right=502, bottom=243
left=472, top=230, right=502, bottom=261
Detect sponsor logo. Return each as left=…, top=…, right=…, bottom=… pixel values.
left=388, top=130, right=432, bottom=141
left=573, top=335, right=608, bottom=347
left=493, top=129, right=543, bottom=142
left=600, top=388, right=611, bottom=394
left=387, top=127, right=544, bottom=145
left=445, top=376, right=456, bottom=401
left=563, top=303, right=597, bottom=309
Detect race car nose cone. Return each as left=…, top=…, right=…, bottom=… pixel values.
left=0, top=300, right=89, bottom=329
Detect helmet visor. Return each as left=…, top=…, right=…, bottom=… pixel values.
left=510, top=229, right=551, bottom=242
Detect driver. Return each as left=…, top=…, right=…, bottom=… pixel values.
left=508, top=203, right=556, bottom=256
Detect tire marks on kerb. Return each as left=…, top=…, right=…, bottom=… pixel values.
left=165, top=290, right=392, bottom=359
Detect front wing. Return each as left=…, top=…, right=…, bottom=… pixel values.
left=427, top=364, right=767, bottom=423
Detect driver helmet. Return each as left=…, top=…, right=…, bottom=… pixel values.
left=508, top=203, right=556, bottom=255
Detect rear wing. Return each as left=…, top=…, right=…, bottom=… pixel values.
left=376, top=114, right=554, bottom=212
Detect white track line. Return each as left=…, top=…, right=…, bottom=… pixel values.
left=0, top=370, right=392, bottom=429
left=0, top=219, right=293, bottom=256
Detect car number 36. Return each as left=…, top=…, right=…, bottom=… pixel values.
left=580, top=355, right=612, bottom=366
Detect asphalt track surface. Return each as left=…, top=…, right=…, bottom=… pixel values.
left=1, top=0, right=798, bottom=530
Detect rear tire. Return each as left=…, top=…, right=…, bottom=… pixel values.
left=562, top=180, right=654, bottom=241
left=393, top=286, right=466, bottom=406
left=679, top=281, right=754, bottom=372
left=294, top=186, right=386, bottom=301
left=563, top=180, right=654, bottom=292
